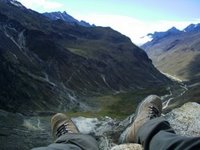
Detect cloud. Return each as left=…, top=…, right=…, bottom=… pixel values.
left=18, top=0, right=63, bottom=11
left=74, top=14, right=200, bottom=45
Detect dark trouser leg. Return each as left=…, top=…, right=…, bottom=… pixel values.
left=137, top=117, right=200, bottom=150
left=55, top=133, right=99, bottom=150
left=32, top=133, right=99, bottom=150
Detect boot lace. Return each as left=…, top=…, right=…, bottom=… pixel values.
left=56, top=123, right=72, bottom=138
left=148, top=105, right=160, bottom=119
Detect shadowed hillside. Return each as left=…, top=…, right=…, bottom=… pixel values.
left=0, top=0, right=169, bottom=114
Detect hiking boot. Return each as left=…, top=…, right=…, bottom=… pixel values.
left=126, top=95, right=162, bottom=143
left=51, top=113, right=79, bottom=140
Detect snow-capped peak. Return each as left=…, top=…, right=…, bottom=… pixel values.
left=10, top=0, right=24, bottom=8
left=183, top=23, right=200, bottom=32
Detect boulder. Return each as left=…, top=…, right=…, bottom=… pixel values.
left=165, top=102, right=200, bottom=136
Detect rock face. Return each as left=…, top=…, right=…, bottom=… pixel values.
left=111, top=144, right=143, bottom=150
left=165, top=102, right=200, bottom=136
left=142, top=24, right=200, bottom=81
left=0, top=0, right=169, bottom=113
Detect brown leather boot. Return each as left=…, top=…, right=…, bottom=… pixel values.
left=126, top=95, right=162, bottom=143
left=51, top=113, right=79, bottom=140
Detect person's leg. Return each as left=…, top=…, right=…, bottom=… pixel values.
left=121, top=95, right=163, bottom=143
left=121, top=95, right=200, bottom=150
left=137, top=117, right=200, bottom=150
left=53, top=133, right=99, bottom=150
left=32, top=113, right=99, bottom=150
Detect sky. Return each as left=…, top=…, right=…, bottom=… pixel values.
left=18, top=0, right=200, bottom=45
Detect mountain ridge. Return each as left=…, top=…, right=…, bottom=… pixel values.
left=147, top=27, right=182, bottom=40
left=43, top=11, right=94, bottom=27
left=0, top=0, right=170, bottom=113
left=183, top=23, right=200, bottom=32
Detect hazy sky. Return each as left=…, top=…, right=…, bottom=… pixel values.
left=18, top=0, right=200, bottom=45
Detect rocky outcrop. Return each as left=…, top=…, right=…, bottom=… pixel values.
left=110, top=102, right=200, bottom=150
left=74, top=102, right=200, bottom=149
left=165, top=102, right=200, bottom=136
left=111, top=144, right=143, bottom=150
left=0, top=102, right=199, bottom=150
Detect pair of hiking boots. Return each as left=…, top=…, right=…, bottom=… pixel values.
left=52, top=95, right=162, bottom=143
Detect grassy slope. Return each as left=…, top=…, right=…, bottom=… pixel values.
left=154, top=51, right=200, bottom=81
left=68, top=86, right=168, bottom=119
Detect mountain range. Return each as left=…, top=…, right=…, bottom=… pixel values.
left=142, top=24, right=200, bottom=81
left=0, top=0, right=169, bottom=113
left=146, top=24, right=200, bottom=41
